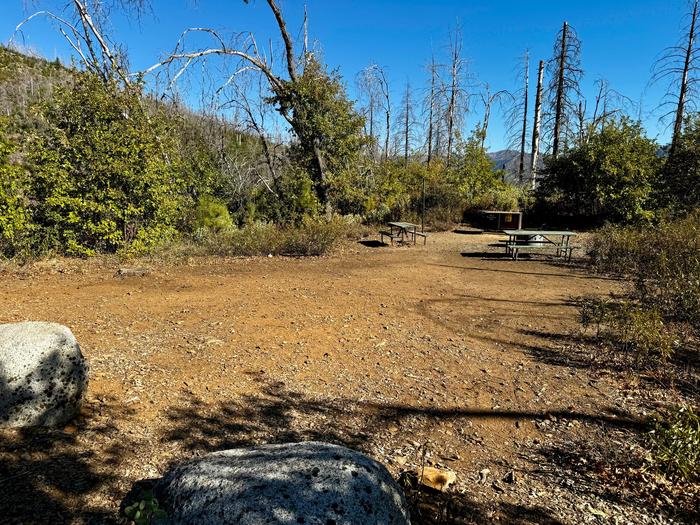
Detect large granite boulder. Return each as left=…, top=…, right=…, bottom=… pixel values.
left=0, top=322, right=88, bottom=427
left=154, top=441, right=411, bottom=525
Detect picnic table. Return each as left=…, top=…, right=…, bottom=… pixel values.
left=380, top=222, right=427, bottom=245
left=501, top=229, right=578, bottom=260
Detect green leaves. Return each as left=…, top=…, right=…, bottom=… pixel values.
left=537, top=118, right=660, bottom=223
left=123, top=490, right=167, bottom=525
left=647, top=405, right=700, bottom=483
left=20, top=73, right=184, bottom=256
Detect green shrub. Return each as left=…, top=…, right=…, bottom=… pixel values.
left=194, top=195, right=233, bottom=232
left=185, top=216, right=361, bottom=258
left=25, top=74, right=185, bottom=256
left=0, top=119, right=32, bottom=258
left=589, top=212, right=700, bottom=329
left=577, top=296, right=675, bottom=363
left=647, top=405, right=700, bottom=482
left=536, top=117, right=660, bottom=223
left=123, top=489, right=167, bottom=525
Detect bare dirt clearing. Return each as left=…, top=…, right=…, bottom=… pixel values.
left=0, top=232, right=690, bottom=524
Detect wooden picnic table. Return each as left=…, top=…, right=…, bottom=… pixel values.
left=380, top=221, right=427, bottom=245
left=501, top=229, right=577, bottom=260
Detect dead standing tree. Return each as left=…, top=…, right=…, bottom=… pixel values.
left=397, top=80, right=418, bottom=165
left=478, top=84, right=512, bottom=150
left=504, top=51, right=530, bottom=182
left=652, top=0, right=700, bottom=154
left=141, top=0, right=336, bottom=205
left=443, top=26, right=470, bottom=166
left=15, top=0, right=140, bottom=86
left=356, top=67, right=381, bottom=158
left=424, top=54, right=442, bottom=166
left=546, top=21, right=583, bottom=158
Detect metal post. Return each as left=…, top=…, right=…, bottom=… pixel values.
left=421, top=174, right=426, bottom=232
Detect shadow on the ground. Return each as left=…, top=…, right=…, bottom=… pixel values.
left=0, top=348, right=139, bottom=523
left=521, top=328, right=700, bottom=398
left=453, top=229, right=484, bottom=236
left=459, top=251, right=508, bottom=259
left=438, top=262, right=604, bottom=280
left=404, top=486, right=565, bottom=524
left=358, top=239, right=388, bottom=248
left=155, top=378, right=648, bottom=523
left=0, top=398, right=135, bottom=524
left=162, top=377, right=647, bottom=456
left=531, top=437, right=699, bottom=524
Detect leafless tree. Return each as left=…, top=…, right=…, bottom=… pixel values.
left=423, top=54, right=443, bottom=165
left=396, top=80, right=418, bottom=165
left=575, top=79, right=635, bottom=144
left=140, top=0, right=335, bottom=203
left=14, top=0, right=146, bottom=86
left=356, top=67, right=381, bottom=158
left=478, top=84, right=512, bottom=150
left=219, top=74, right=280, bottom=195
left=546, top=21, right=583, bottom=157
left=505, top=51, right=531, bottom=182
left=652, top=0, right=700, bottom=153
left=442, top=25, right=470, bottom=166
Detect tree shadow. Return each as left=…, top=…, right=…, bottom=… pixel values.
left=438, top=262, right=606, bottom=281
left=161, top=377, right=647, bottom=458
left=521, top=328, right=700, bottom=398
left=152, top=377, right=647, bottom=523
left=0, top=348, right=136, bottom=523
left=404, top=486, right=565, bottom=525
left=452, top=229, right=484, bottom=235
left=459, top=252, right=508, bottom=259
left=530, top=438, right=699, bottom=524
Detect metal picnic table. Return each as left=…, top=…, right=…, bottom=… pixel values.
left=502, top=229, right=578, bottom=260
left=380, top=221, right=427, bottom=245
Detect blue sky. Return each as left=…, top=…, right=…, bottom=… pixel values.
left=1, top=0, right=689, bottom=150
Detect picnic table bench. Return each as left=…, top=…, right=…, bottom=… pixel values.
left=501, top=229, right=578, bottom=261
left=380, top=222, right=428, bottom=245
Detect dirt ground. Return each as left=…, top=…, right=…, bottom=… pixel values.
left=0, top=232, right=693, bottom=524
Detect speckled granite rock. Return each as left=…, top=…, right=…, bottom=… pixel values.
left=155, top=441, right=411, bottom=525
left=0, top=322, right=88, bottom=427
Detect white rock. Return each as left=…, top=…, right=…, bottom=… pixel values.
left=0, top=322, right=88, bottom=427
left=155, top=441, right=410, bottom=524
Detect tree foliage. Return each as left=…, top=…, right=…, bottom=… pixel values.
left=269, top=56, right=367, bottom=205
left=0, top=118, right=31, bottom=257
left=660, top=113, right=700, bottom=214
left=536, top=118, right=660, bottom=223
left=24, top=74, right=186, bottom=256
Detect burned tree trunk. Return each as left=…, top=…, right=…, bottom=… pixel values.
left=552, top=21, right=568, bottom=158
left=672, top=0, right=699, bottom=152
left=518, top=54, right=530, bottom=182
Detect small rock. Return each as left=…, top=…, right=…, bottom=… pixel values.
left=478, top=468, right=490, bottom=483
left=416, top=467, right=457, bottom=492
left=114, top=268, right=148, bottom=278
left=394, top=456, right=408, bottom=466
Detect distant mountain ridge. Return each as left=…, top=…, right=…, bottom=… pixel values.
left=487, top=149, right=542, bottom=186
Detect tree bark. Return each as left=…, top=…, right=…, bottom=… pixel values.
left=427, top=58, right=436, bottom=166
left=552, top=21, right=568, bottom=158
left=404, top=82, right=410, bottom=165
left=518, top=53, right=529, bottom=182
left=671, top=0, right=698, bottom=153
left=530, top=60, right=545, bottom=189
